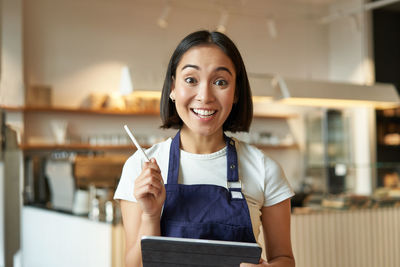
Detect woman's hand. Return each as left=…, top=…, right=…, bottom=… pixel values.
left=240, top=259, right=269, bottom=267
left=134, top=158, right=166, bottom=219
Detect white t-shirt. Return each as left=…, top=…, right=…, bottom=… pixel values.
left=114, top=137, right=294, bottom=243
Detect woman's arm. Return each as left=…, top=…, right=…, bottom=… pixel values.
left=120, top=201, right=161, bottom=267
left=261, top=198, right=295, bottom=266
left=241, top=199, right=295, bottom=267
left=120, top=158, right=166, bottom=267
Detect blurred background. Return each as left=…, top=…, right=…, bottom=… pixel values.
left=1, top=0, right=400, bottom=266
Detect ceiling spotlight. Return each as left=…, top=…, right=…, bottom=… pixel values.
left=266, top=18, right=277, bottom=39
left=216, top=11, right=229, bottom=33
left=157, top=5, right=171, bottom=29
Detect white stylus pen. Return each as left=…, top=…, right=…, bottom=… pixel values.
left=124, top=125, right=150, bottom=162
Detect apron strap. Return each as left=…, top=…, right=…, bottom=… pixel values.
left=167, top=131, right=181, bottom=185
left=224, top=136, right=244, bottom=199
left=224, top=135, right=239, bottom=183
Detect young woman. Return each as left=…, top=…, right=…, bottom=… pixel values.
left=114, top=30, right=295, bottom=267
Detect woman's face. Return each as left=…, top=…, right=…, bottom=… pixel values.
left=170, top=44, right=236, bottom=138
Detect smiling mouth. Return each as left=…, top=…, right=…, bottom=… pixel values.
left=191, top=108, right=217, bottom=118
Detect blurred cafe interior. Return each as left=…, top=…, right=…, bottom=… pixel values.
left=1, top=0, right=400, bottom=266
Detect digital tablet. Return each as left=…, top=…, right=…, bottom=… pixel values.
left=141, top=236, right=261, bottom=267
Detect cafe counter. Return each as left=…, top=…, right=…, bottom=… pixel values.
left=21, top=203, right=400, bottom=267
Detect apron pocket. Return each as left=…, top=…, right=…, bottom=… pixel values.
left=161, top=220, right=256, bottom=243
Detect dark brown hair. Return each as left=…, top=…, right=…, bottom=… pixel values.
left=160, top=30, right=253, bottom=133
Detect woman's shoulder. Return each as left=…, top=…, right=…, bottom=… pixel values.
left=234, top=138, right=265, bottom=161
left=234, top=138, right=263, bottom=155
left=234, top=138, right=281, bottom=170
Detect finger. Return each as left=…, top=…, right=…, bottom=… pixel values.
left=135, top=183, right=162, bottom=199
left=136, top=168, right=163, bottom=186
left=142, top=162, right=160, bottom=173
left=135, top=174, right=163, bottom=193
left=135, top=171, right=164, bottom=189
left=149, top=159, right=161, bottom=174
left=142, top=167, right=164, bottom=185
left=240, top=259, right=267, bottom=267
left=240, top=263, right=257, bottom=267
left=143, top=158, right=161, bottom=173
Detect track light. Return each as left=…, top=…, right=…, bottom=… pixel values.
left=216, top=11, right=229, bottom=33
left=157, top=5, right=171, bottom=29
left=266, top=18, right=277, bottom=39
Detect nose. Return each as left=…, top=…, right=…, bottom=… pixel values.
left=195, top=82, right=215, bottom=103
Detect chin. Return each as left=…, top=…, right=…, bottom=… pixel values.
left=194, top=127, right=222, bottom=137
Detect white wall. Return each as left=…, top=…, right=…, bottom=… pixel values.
left=0, top=0, right=24, bottom=106
left=24, top=0, right=332, bottom=107
left=328, top=0, right=374, bottom=84
left=20, top=0, right=371, bottom=192
left=1, top=0, right=24, bottom=266
left=21, top=0, right=346, bottom=191
left=327, top=0, right=377, bottom=194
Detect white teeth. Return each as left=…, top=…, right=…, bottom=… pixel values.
left=192, top=109, right=216, bottom=116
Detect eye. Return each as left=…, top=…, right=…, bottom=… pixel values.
left=214, top=79, right=228, bottom=87
left=184, top=77, right=197, bottom=84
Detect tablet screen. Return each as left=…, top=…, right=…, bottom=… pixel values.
left=141, top=236, right=261, bottom=267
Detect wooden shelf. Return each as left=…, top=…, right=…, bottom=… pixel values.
left=3, top=106, right=159, bottom=116
left=256, top=144, right=298, bottom=150
left=0, top=105, right=24, bottom=112
left=20, top=143, right=137, bottom=151
left=6, top=104, right=299, bottom=152
left=253, top=113, right=297, bottom=119
left=2, top=105, right=297, bottom=119
left=20, top=143, right=298, bottom=151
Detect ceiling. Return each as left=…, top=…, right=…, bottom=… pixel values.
left=136, top=0, right=400, bottom=23
left=160, top=0, right=400, bottom=18
left=162, top=0, right=353, bottom=20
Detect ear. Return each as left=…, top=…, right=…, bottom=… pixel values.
left=170, top=91, right=176, bottom=102
left=170, top=77, right=176, bottom=101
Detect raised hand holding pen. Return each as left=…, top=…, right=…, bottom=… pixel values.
left=124, top=125, right=166, bottom=218
left=134, top=158, right=165, bottom=219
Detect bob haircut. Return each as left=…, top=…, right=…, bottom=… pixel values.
left=160, top=30, right=253, bottom=133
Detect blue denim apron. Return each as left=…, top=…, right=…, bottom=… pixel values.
left=160, top=131, right=256, bottom=243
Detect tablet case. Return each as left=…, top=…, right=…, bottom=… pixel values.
left=141, top=236, right=261, bottom=267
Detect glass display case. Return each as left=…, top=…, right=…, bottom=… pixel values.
left=303, top=108, right=352, bottom=194
left=298, top=107, right=400, bottom=211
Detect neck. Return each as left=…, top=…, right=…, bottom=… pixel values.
left=179, top=127, right=225, bottom=154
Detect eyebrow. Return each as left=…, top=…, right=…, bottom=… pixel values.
left=181, top=64, right=199, bottom=71
left=215, top=66, right=233, bottom=76
left=181, top=64, right=233, bottom=76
